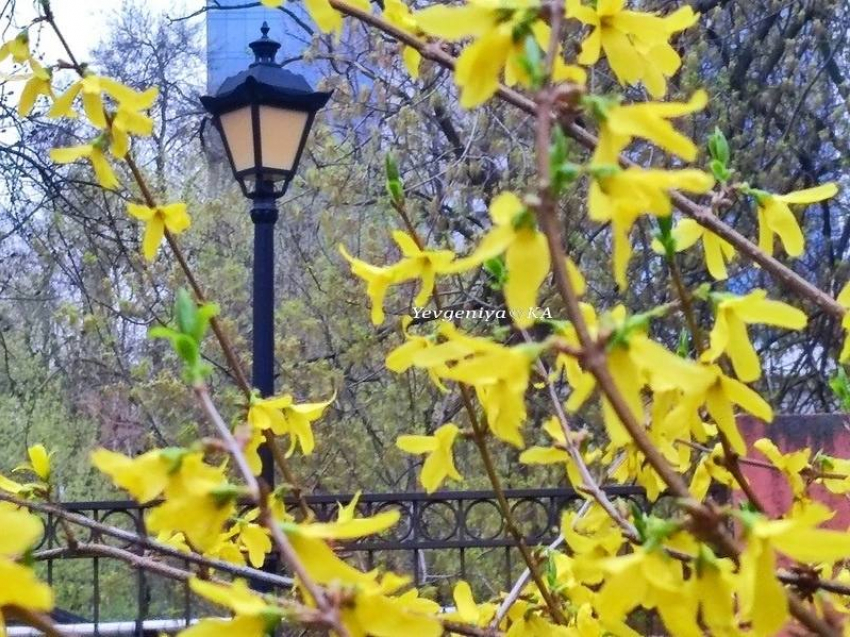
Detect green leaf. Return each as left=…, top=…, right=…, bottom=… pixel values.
left=709, top=159, right=727, bottom=183
left=149, top=288, right=218, bottom=386
left=630, top=501, right=647, bottom=542
left=174, top=334, right=199, bottom=366
left=550, top=128, right=582, bottom=196
left=209, top=483, right=242, bottom=505
left=676, top=328, right=690, bottom=358
left=589, top=164, right=621, bottom=180
left=175, top=289, right=198, bottom=337
left=161, top=447, right=189, bottom=474
left=708, top=127, right=730, bottom=165
left=516, top=34, right=544, bottom=90
left=385, top=154, right=404, bottom=205
left=581, top=94, right=621, bottom=123
left=149, top=325, right=179, bottom=342
left=546, top=550, right=558, bottom=590
left=829, top=368, right=850, bottom=411
left=483, top=257, right=507, bottom=290
left=653, top=216, right=676, bottom=259
left=193, top=302, right=220, bottom=343
left=642, top=515, right=680, bottom=551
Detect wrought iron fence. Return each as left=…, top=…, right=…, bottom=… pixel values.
left=20, top=486, right=651, bottom=635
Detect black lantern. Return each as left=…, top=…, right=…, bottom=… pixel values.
left=201, top=22, right=331, bottom=199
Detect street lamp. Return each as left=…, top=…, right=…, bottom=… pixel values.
left=201, top=23, right=331, bottom=487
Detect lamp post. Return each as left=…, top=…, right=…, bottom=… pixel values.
left=201, top=23, right=331, bottom=488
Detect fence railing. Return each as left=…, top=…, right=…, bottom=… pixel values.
left=25, top=486, right=651, bottom=635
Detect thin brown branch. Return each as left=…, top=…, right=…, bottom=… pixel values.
left=0, top=491, right=292, bottom=587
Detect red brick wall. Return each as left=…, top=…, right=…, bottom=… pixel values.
left=738, top=414, right=850, bottom=529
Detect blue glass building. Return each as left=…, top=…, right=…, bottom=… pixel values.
left=206, top=0, right=316, bottom=93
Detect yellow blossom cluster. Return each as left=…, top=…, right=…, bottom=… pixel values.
left=5, top=0, right=850, bottom=636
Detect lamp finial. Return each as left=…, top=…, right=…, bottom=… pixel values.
left=250, top=21, right=281, bottom=65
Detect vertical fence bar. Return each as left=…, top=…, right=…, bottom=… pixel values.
left=46, top=512, right=54, bottom=587
left=93, top=508, right=100, bottom=636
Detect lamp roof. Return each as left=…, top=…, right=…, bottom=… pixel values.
left=200, top=22, right=331, bottom=115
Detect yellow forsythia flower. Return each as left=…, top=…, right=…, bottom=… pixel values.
left=385, top=231, right=455, bottom=307
left=232, top=510, right=272, bottom=568
left=596, top=548, right=699, bottom=636
left=738, top=511, right=850, bottom=635
left=92, top=449, right=236, bottom=550
left=411, top=325, right=534, bottom=446
left=588, top=166, right=714, bottom=288
left=340, top=246, right=395, bottom=324
left=0, top=504, right=54, bottom=627
left=519, top=417, right=601, bottom=488
left=290, top=508, right=400, bottom=540
left=14, top=444, right=51, bottom=482
left=17, top=60, right=54, bottom=117
left=754, top=183, right=838, bottom=258
left=688, top=443, right=735, bottom=501
left=145, top=475, right=236, bottom=552
left=594, top=90, right=707, bottom=162
left=692, top=548, right=738, bottom=636
left=443, top=580, right=497, bottom=626
left=49, top=75, right=155, bottom=130
left=416, top=0, right=584, bottom=108
left=180, top=615, right=268, bottom=637
left=49, top=75, right=157, bottom=159
left=91, top=448, right=172, bottom=503
left=0, top=32, right=29, bottom=64
left=340, top=233, right=455, bottom=326
left=396, top=423, right=463, bottom=493
left=838, top=280, right=850, bottom=363
left=110, top=91, right=158, bottom=158
left=605, top=439, right=669, bottom=501
left=562, top=306, right=716, bottom=448
left=180, top=578, right=277, bottom=637
left=346, top=583, right=442, bottom=637
left=383, top=0, right=422, bottom=78
left=126, top=203, right=191, bottom=261
left=385, top=317, right=448, bottom=390
left=189, top=578, right=268, bottom=615
left=263, top=0, right=371, bottom=36
left=702, top=289, right=807, bottom=383
left=50, top=141, right=120, bottom=190
left=247, top=392, right=334, bottom=457
left=447, top=192, right=551, bottom=328
left=243, top=425, right=266, bottom=477
left=679, top=363, right=773, bottom=455
left=285, top=530, right=376, bottom=587
left=567, top=0, right=698, bottom=97
left=753, top=438, right=809, bottom=497
left=561, top=506, right=624, bottom=579
left=668, top=218, right=736, bottom=280
left=157, top=530, right=191, bottom=553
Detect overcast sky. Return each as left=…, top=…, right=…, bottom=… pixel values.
left=9, top=0, right=204, bottom=60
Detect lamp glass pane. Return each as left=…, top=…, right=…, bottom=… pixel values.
left=220, top=106, right=255, bottom=173
left=259, top=106, right=309, bottom=172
